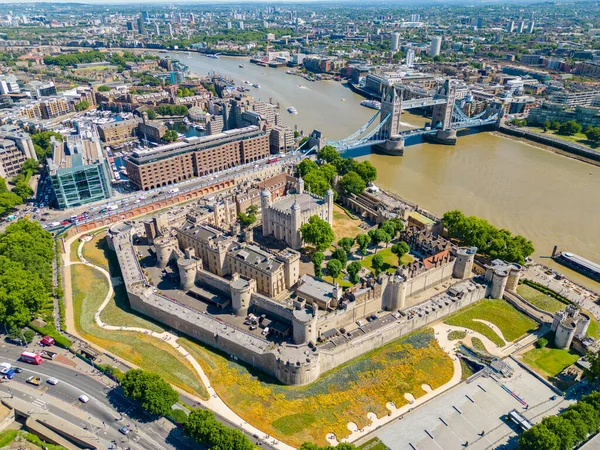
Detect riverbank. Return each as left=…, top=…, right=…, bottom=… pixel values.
left=496, top=126, right=600, bottom=168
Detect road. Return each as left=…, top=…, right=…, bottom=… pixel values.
left=0, top=341, right=195, bottom=450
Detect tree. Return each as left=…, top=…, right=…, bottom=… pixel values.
left=567, top=402, right=600, bottom=436
left=347, top=261, right=362, bottom=284
left=338, top=237, right=354, bottom=254
left=371, top=253, right=385, bottom=277
left=146, top=109, right=157, bottom=120
left=558, top=120, right=582, bottom=136
left=339, top=171, right=366, bottom=196
left=331, top=248, right=348, bottom=269
left=237, top=212, right=256, bottom=228
left=585, top=127, right=600, bottom=145
left=585, top=350, right=600, bottom=380
left=303, top=171, right=330, bottom=197
left=354, top=161, right=377, bottom=183
left=13, top=181, right=32, bottom=199
left=21, top=159, right=39, bottom=174
left=561, top=408, right=591, bottom=444
left=163, top=129, right=179, bottom=142
left=23, top=328, right=35, bottom=343
left=300, top=215, right=334, bottom=251
left=297, top=159, right=318, bottom=178
left=317, top=145, right=342, bottom=166
left=121, top=369, right=179, bottom=416
left=246, top=204, right=259, bottom=215
left=327, top=259, right=343, bottom=279
left=549, top=120, right=561, bottom=131
left=75, top=100, right=90, bottom=112
left=542, top=415, right=577, bottom=450
left=311, top=252, right=324, bottom=278
left=535, top=337, right=548, bottom=348
left=318, top=163, right=337, bottom=184
left=380, top=221, right=398, bottom=238
left=97, top=85, right=111, bottom=92
left=185, top=409, right=255, bottom=450
left=356, top=234, right=370, bottom=256
left=518, top=423, right=560, bottom=450
left=371, top=228, right=391, bottom=248
left=391, top=241, right=410, bottom=265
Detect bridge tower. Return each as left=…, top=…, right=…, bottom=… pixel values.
left=426, top=79, right=458, bottom=145
left=373, top=83, right=405, bottom=156
left=380, top=83, right=403, bottom=138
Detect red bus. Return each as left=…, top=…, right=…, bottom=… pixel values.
left=20, top=352, right=43, bottom=365
left=267, top=157, right=278, bottom=164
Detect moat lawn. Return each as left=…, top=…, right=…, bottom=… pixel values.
left=517, top=284, right=566, bottom=313
left=332, top=204, right=363, bottom=240
left=444, top=299, right=538, bottom=347
left=70, top=236, right=208, bottom=398
left=179, top=329, right=453, bottom=447
left=521, top=346, right=579, bottom=379
left=360, top=247, right=413, bottom=274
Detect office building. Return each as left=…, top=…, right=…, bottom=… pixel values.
left=0, top=75, right=20, bottom=95
left=97, top=117, right=140, bottom=145
left=154, top=23, right=160, bottom=35
left=391, top=32, right=400, bottom=52
left=124, top=126, right=269, bottom=191
left=518, top=21, right=525, bottom=33
left=551, top=90, right=600, bottom=107
left=507, top=21, right=516, bottom=33
left=239, top=21, right=244, bottom=30
left=430, top=36, right=442, bottom=57
left=168, top=23, right=173, bottom=37
left=476, top=17, right=484, bottom=29
left=48, top=130, right=113, bottom=209
left=269, top=125, right=295, bottom=153
left=137, top=16, right=144, bottom=34
left=528, top=21, right=535, bottom=33
left=0, top=125, right=36, bottom=179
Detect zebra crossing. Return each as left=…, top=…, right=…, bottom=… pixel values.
left=32, top=398, right=46, bottom=409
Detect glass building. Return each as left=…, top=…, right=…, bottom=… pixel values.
left=48, top=131, right=113, bottom=209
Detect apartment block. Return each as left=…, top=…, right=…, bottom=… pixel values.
left=97, top=117, right=141, bottom=144
left=0, top=125, right=36, bottom=179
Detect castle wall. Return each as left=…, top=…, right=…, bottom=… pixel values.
left=316, top=296, right=382, bottom=335
left=319, top=284, right=485, bottom=373
left=404, top=261, right=455, bottom=298
left=250, top=293, right=295, bottom=322
left=196, top=269, right=231, bottom=296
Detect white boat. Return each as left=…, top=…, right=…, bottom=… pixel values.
left=287, top=107, right=297, bottom=114
left=207, top=53, right=220, bottom=59
left=244, top=80, right=251, bottom=84
left=360, top=99, right=382, bottom=110
left=252, top=83, right=261, bottom=88
left=239, top=64, right=246, bottom=68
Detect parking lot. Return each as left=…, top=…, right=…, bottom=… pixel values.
left=372, top=359, right=572, bottom=450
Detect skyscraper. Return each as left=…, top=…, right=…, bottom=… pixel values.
left=154, top=22, right=160, bottom=35
left=518, top=21, right=525, bottom=33
left=507, top=21, right=516, bottom=32
left=410, top=14, right=420, bottom=22
left=528, top=21, right=535, bottom=33
left=168, top=22, right=173, bottom=37
left=476, top=17, right=484, bottom=29
left=406, top=49, right=415, bottom=67
left=239, top=21, right=244, bottom=30
left=430, top=36, right=442, bottom=57
left=391, top=32, right=401, bottom=52
left=137, top=16, right=144, bottom=34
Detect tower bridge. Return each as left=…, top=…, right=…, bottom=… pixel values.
left=315, top=79, right=502, bottom=155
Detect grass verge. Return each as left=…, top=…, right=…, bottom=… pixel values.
left=360, top=247, right=413, bottom=274
left=444, top=299, right=538, bottom=347
left=178, top=329, right=453, bottom=447
left=332, top=204, right=363, bottom=240
left=521, top=346, right=579, bottom=378
left=448, top=331, right=467, bottom=341
left=517, top=284, right=565, bottom=313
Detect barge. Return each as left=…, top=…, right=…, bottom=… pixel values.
left=552, top=249, right=600, bottom=282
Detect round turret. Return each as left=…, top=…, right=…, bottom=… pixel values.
left=490, top=269, right=508, bottom=299
left=230, top=275, right=255, bottom=317
left=453, top=248, right=475, bottom=280
left=292, top=307, right=318, bottom=344
left=154, top=236, right=174, bottom=268
left=382, top=274, right=407, bottom=311
left=506, top=264, right=522, bottom=292
left=177, top=258, right=197, bottom=290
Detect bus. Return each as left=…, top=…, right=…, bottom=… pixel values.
left=20, top=352, right=43, bottom=365
left=267, top=156, right=279, bottom=164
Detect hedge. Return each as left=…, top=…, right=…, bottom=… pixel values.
left=28, top=322, right=72, bottom=349
left=166, top=407, right=189, bottom=426
left=521, top=279, right=571, bottom=305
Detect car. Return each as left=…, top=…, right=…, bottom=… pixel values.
left=119, top=426, right=131, bottom=435
left=46, top=377, right=59, bottom=385
left=27, top=376, right=41, bottom=386
left=40, top=336, right=55, bottom=347
left=249, top=325, right=257, bottom=331
left=0, top=363, right=11, bottom=371
left=13, top=367, right=22, bottom=373
left=78, top=394, right=89, bottom=403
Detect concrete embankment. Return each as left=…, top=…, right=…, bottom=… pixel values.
left=498, top=125, right=600, bottom=166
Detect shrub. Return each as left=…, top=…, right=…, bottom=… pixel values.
left=536, top=337, right=549, bottom=349
left=28, top=323, right=72, bottom=348
left=166, top=407, right=189, bottom=425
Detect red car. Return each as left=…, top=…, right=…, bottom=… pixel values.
left=40, top=336, right=55, bottom=347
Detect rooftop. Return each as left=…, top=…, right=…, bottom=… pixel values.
left=229, top=244, right=283, bottom=273
left=296, top=274, right=336, bottom=304
left=269, top=192, right=326, bottom=215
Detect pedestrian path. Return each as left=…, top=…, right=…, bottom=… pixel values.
left=65, top=234, right=292, bottom=450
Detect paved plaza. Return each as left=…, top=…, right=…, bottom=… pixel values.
left=372, top=359, right=572, bottom=450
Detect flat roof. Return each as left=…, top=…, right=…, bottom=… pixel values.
left=297, top=274, right=335, bottom=303
left=270, top=193, right=326, bottom=215
left=408, top=211, right=434, bottom=225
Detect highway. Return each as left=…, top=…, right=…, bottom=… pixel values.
left=0, top=341, right=196, bottom=450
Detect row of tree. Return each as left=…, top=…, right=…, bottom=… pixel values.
left=442, top=210, right=534, bottom=264
left=43, top=50, right=105, bottom=67
left=154, top=104, right=189, bottom=117
left=0, top=220, right=54, bottom=331
left=518, top=392, right=600, bottom=450
left=121, top=368, right=255, bottom=449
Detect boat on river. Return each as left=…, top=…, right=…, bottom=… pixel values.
left=553, top=251, right=600, bottom=282
left=287, top=107, right=297, bottom=114
left=360, top=99, right=381, bottom=110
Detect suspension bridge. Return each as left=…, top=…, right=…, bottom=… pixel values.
left=307, top=79, right=502, bottom=155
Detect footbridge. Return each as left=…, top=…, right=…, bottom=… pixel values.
left=309, top=80, right=502, bottom=155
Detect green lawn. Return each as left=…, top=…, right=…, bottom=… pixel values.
left=517, top=284, right=566, bottom=313
left=361, top=247, right=413, bottom=274
left=584, top=309, right=600, bottom=339
left=448, top=330, right=467, bottom=341
left=359, top=437, right=389, bottom=450
left=444, top=299, right=538, bottom=347
left=526, top=126, right=596, bottom=149
left=471, top=337, right=486, bottom=352
left=322, top=275, right=353, bottom=287
left=522, top=346, right=580, bottom=378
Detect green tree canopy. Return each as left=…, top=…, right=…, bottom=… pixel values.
left=13, top=181, right=33, bottom=199
left=311, top=251, right=325, bottom=278
left=317, top=145, right=342, bottom=166
left=339, top=171, right=366, bottom=196
left=304, top=171, right=330, bottom=197
left=326, top=258, right=343, bottom=279
left=518, top=423, right=560, bottom=450
left=97, top=85, right=111, bottom=92
left=331, top=248, right=348, bottom=269
left=297, top=159, right=319, bottom=178
left=338, top=237, right=354, bottom=254
left=121, top=369, right=179, bottom=416
left=163, top=129, right=179, bottom=142
left=300, top=215, right=335, bottom=251
left=347, top=260, right=362, bottom=284
left=185, top=409, right=255, bottom=450
left=354, top=161, right=377, bottom=183
left=372, top=253, right=385, bottom=276
left=558, top=120, right=582, bottom=136
left=356, top=234, right=370, bottom=256
left=391, top=241, right=410, bottom=265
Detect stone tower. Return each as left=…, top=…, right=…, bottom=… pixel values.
left=432, top=79, right=457, bottom=130
left=292, top=305, right=318, bottom=344
left=453, top=247, right=476, bottom=279
left=230, top=273, right=256, bottom=317
left=325, top=189, right=334, bottom=225
left=380, top=83, right=403, bottom=138
left=177, top=257, right=198, bottom=290
left=291, top=199, right=302, bottom=249
left=260, top=189, right=272, bottom=236
left=296, top=176, right=304, bottom=195
left=506, top=264, right=522, bottom=292
left=382, top=273, right=407, bottom=311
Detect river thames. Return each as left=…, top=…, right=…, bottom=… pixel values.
left=165, top=51, right=600, bottom=291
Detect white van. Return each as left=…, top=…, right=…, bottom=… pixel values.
left=168, top=188, right=180, bottom=194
